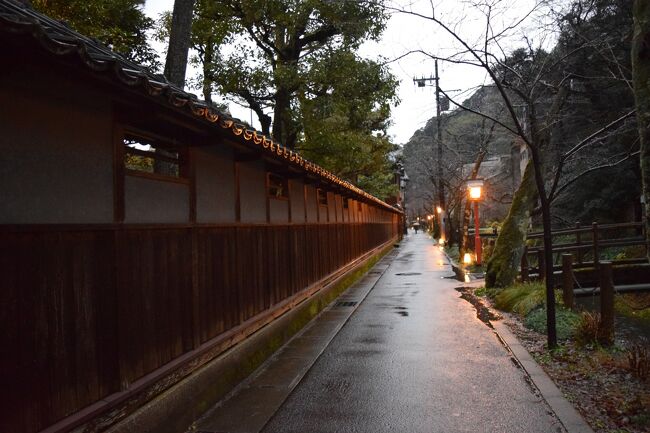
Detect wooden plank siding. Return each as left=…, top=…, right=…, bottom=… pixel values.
left=1, top=222, right=397, bottom=433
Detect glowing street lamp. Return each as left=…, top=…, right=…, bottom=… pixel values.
left=435, top=205, right=446, bottom=244
left=469, top=185, right=482, bottom=200
left=467, top=179, right=484, bottom=265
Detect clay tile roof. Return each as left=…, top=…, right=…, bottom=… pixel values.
left=0, top=0, right=400, bottom=213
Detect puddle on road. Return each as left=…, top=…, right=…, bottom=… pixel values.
left=396, top=252, right=414, bottom=263
left=455, top=287, right=501, bottom=326
left=393, top=306, right=409, bottom=317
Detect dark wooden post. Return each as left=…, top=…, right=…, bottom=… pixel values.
left=598, top=261, right=614, bottom=345
left=575, top=221, right=582, bottom=265
left=592, top=221, right=599, bottom=267
left=521, top=246, right=529, bottom=282
left=537, top=249, right=546, bottom=281
left=561, top=253, right=574, bottom=310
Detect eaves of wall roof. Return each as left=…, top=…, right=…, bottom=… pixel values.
left=0, top=0, right=400, bottom=213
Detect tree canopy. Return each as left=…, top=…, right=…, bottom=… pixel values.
left=174, top=0, right=400, bottom=198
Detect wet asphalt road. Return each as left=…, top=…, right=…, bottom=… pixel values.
left=261, top=232, right=563, bottom=433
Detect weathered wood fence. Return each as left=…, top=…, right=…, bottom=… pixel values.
left=521, top=221, right=647, bottom=280
left=520, top=222, right=649, bottom=345
left=1, top=222, right=398, bottom=433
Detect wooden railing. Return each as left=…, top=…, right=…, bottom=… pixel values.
left=521, top=221, right=647, bottom=280
left=1, top=221, right=398, bottom=433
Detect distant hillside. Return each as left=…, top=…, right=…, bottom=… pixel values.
left=402, top=85, right=515, bottom=216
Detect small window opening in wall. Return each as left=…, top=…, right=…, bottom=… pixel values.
left=268, top=173, right=288, bottom=199
left=124, top=134, right=184, bottom=179
left=343, top=197, right=349, bottom=209
left=317, top=189, right=328, bottom=206
left=358, top=202, right=363, bottom=212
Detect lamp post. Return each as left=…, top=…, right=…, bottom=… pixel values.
left=467, top=179, right=484, bottom=265
left=436, top=205, right=445, bottom=245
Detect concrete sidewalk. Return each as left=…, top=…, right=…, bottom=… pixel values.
left=193, top=233, right=574, bottom=433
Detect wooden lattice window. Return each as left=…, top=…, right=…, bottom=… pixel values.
left=124, top=134, right=186, bottom=180
left=267, top=173, right=288, bottom=199
left=317, top=189, right=328, bottom=206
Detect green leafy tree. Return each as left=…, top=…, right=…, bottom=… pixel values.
left=32, top=0, right=159, bottom=70
left=158, top=0, right=399, bottom=197
left=298, top=49, right=399, bottom=198
left=192, top=0, right=389, bottom=149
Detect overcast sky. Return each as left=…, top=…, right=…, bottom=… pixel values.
left=144, top=0, right=553, bottom=144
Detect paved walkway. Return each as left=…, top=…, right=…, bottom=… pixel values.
left=195, top=233, right=564, bottom=433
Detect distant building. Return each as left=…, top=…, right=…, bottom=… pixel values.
left=461, top=138, right=529, bottom=222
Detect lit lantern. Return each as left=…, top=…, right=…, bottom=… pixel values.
left=463, top=253, right=473, bottom=265
left=466, top=179, right=485, bottom=265
left=467, top=179, right=484, bottom=200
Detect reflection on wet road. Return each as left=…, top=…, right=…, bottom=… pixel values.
left=262, top=233, right=563, bottom=433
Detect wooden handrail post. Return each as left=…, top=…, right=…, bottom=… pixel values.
left=537, top=249, right=545, bottom=281
left=521, top=246, right=529, bottom=282
left=575, top=221, right=582, bottom=265
left=561, top=254, right=574, bottom=310
left=598, top=261, right=614, bottom=346
left=592, top=221, right=599, bottom=267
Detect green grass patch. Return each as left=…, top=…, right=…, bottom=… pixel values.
left=493, top=281, right=546, bottom=315
left=614, top=293, right=650, bottom=321
left=525, top=307, right=581, bottom=340
left=474, top=286, right=488, bottom=297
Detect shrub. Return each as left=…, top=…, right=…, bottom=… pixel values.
left=525, top=307, right=580, bottom=340
left=574, top=311, right=603, bottom=346
left=627, top=343, right=649, bottom=381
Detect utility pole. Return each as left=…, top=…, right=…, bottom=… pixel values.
left=413, top=60, right=447, bottom=243
left=434, top=60, right=446, bottom=242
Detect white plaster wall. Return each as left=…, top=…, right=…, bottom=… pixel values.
left=194, top=145, right=236, bottom=223
left=269, top=199, right=289, bottom=223
left=239, top=161, right=266, bottom=223
left=305, top=185, right=318, bottom=222
left=289, top=179, right=305, bottom=223
left=124, top=176, right=189, bottom=223
left=0, top=81, right=113, bottom=223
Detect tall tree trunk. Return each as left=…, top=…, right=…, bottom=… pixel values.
left=485, top=159, right=537, bottom=287
left=528, top=144, right=557, bottom=349
left=273, top=88, right=296, bottom=148
left=202, top=40, right=214, bottom=103
left=164, top=0, right=195, bottom=88
left=632, top=0, right=650, bottom=260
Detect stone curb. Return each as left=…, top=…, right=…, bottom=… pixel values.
left=491, top=320, right=595, bottom=433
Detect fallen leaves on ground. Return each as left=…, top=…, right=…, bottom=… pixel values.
left=503, top=313, right=650, bottom=433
